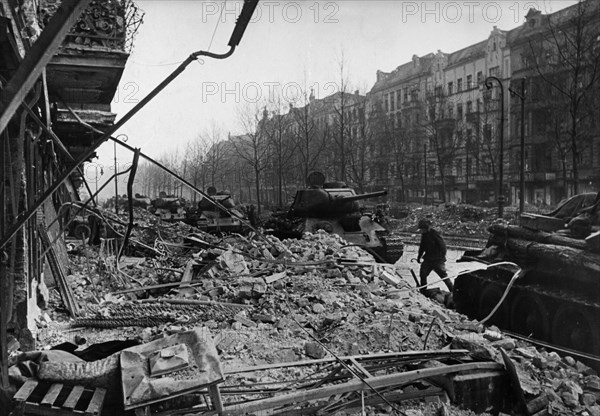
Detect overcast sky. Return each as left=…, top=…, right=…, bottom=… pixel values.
left=88, top=0, right=578, bottom=194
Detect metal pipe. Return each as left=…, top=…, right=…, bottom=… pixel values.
left=117, top=149, right=140, bottom=260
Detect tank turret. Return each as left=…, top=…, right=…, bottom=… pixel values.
left=150, top=192, right=186, bottom=221
left=193, top=188, right=244, bottom=234
left=291, top=188, right=388, bottom=217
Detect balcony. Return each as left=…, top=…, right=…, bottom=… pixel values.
left=41, top=0, right=143, bottom=152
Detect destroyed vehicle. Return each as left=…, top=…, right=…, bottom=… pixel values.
left=150, top=192, right=186, bottom=221
left=545, top=192, right=598, bottom=219
left=192, top=187, right=244, bottom=234
left=265, top=172, right=404, bottom=263
left=454, top=191, right=600, bottom=355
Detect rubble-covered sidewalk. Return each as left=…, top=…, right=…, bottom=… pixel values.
left=6, top=207, right=600, bottom=416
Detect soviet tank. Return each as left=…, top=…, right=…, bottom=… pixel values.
left=266, top=172, right=404, bottom=263
left=453, top=192, right=600, bottom=355
left=193, top=187, right=244, bottom=234
left=150, top=192, right=186, bottom=221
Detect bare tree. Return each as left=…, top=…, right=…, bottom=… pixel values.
left=203, top=125, right=232, bottom=191
left=262, top=97, right=296, bottom=208
left=184, top=133, right=211, bottom=202
left=345, top=97, right=371, bottom=193
left=526, top=0, right=600, bottom=194
left=231, top=104, right=271, bottom=214
left=420, top=87, right=463, bottom=202
left=331, top=52, right=352, bottom=182
left=468, top=93, right=502, bottom=196
left=289, top=88, right=329, bottom=184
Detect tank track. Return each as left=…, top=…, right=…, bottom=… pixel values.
left=379, top=235, right=405, bottom=263
left=74, top=302, right=240, bottom=328
left=454, top=270, right=600, bottom=355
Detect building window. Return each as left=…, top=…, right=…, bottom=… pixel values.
left=390, top=93, right=395, bottom=111
left=466, top=75, right=472, bottom=89
left=489, top=66, right=499, bottom=77
left=477, top=71, right=483, bottom=84
left=457, top=78, right=463, bottom=92
left=466, top=100, right=473, bottom=113
left=396, top=90, right=401, bottom=106
left=447, top=82, right=453, bottom=95
left=484, top=124, right=492, bottom=141
left=457, top=103, right=463, bottom=120
left=403, top=88, right=408, bottom=101
left=384, top=94, right=389, bottom=112
left=476, top=98, right=481, bottom=112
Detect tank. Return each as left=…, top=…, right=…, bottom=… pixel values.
left=453, top=192, right=600, bottom=355
left=266, top=172, right=404, bottom=263
left=193, top=187, right=244, bottom=234
left=150, top=192, right=186, bottom=221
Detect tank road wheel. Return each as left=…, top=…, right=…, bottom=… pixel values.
left=313, top=221, right=333, bottom=233
left=477, top=283, right=509, bottom=327
left=453, top=274, right=481, bottom=317
left=509, top=292, right=550, bottom=341
left=551, top=306, right=600, bottom=355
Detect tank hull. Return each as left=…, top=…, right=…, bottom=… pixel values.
left=454, top=217, right=600, bottom=356
left=268, top=214, right=404, bottom=263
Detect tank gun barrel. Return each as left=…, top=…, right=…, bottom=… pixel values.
left=332, top=190, right=387, bottom=204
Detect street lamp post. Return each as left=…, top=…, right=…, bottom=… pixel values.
left=485, top=76, right=505, bottom=218
left=509, top=78, right=527, bottom=214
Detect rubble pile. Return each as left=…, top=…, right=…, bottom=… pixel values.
left=391, top=204, right=497, bottom=238
left=26, top=208, right=600, bottom=415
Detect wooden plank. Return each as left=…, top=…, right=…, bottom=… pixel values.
left=40, top=227, right=79, bottom=316
left=0, top=0, right=92, bottom=133
left=41, top=383, right=63, bottom=406
left=176, top=260, right=195, bottom=297
left=349, top=358, right=372, bottom=379
left=84, top=387, right=106, bottom=415
left=13, top=380, right=39, bottom=401
left=63, top=385, right=85, bottom=409
left=208, top=385, right=224, bottom=412
left=221, top=362, right=503, bottom=415
left=226, top=350, right=471, bottom=374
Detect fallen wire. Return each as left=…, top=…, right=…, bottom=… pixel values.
left=282, top=295, right=408, bottom=416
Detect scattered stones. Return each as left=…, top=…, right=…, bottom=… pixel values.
left=304, top=341, right=326, bottom=359
left=311, top=303, right=325, bottom=314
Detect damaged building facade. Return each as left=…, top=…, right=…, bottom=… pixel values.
left=366, top=2, right=600, bottom=205
left=0, top=0, right=141, bottom=395
left=207, top=2, right=598, bottom=208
